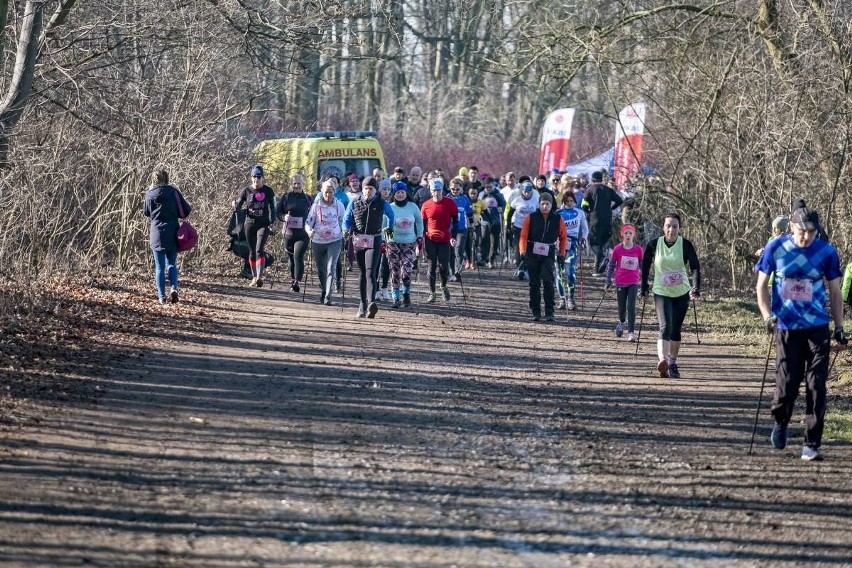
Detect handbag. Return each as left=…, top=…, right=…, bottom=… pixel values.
left=174, top=190, right=198, bottom=252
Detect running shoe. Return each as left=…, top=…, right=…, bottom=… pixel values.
left=403, top=293, right=411, bottom=307
left=668, top=363, right=681, bottom=379
left=392, top=299, right=401, bottom=309
left=615, top=322, right=624, bottom=337
left=557, top=298, right=566, bottom=310
left=291, top=281, right=299, bottom=292
left=770, top=423, right=788, bottom=450
left=442, top=287, right=451, bottom=302
left=627, top=332, right=636, bottom=342
left=801, top=445, right=822, bottom=461
left=567, top=296, right=577, bottom=310
left=544, top=314, right=555, bottom=322
left=367, top=302, right=379, bottom=319
left=425, top=292, right=436, bottom=303
left=657, top=359, right=669, bottom=378
left=170, top=287, right=179, bottom=304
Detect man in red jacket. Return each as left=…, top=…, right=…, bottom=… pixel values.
left=420, top=179, right=459, bottom=303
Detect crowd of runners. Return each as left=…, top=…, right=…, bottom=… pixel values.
left=143, top=163, right=849, bottom=462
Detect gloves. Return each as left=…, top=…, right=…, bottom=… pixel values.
left=605, top=278, right=613, bottom=289
left=380, top=243, right=387, bottom=254
left=383, top=226, right=394, bottom=239
left=764, top=316, right=777, bottom=334
left=557, top=255, right=565, bottom=265
left=833, top=326, right=848, bottom=345
left=640, top=284, right=649, bottom=298
left=690, top=287, right=700, bottom=299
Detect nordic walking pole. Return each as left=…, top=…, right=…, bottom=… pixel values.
left=748, top=332, right=775, bottom=455
left=340, top=237, right=349, bottom=311
left=634, top=294, right=647, bottom=358
left=581, top=286, right=609, bottom=339
left=692, top=297, right=702, bottom=344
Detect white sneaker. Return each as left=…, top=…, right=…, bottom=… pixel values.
left=801, top=445, right=822, bottom=461
left=627, top=332, right=636, bottom=342
left=448, top=274, right=457, bottom=282
left=381, top=288, right=391, bottom=301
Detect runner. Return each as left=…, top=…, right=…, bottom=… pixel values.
left=276, top=174, right=312, bottom=292
left=583, top=171, right=623, bottom=275
left=606, top=224, right=643, bottom=341
left=467, top=186, right=485, bottom=267
left=640, top=212, right=701, bottom=379
left=448, top=177, right=473, bottom=280
left=519, top=193, right=567, bottom=322
left=756, top=200, right=846, bottom=461
left=233, top=165, right=276, bottom=288
left=343, top=174, right=362, bottom=272
left=387, top=181, right=423, bottom=308
left=420, top=178, right=459, bottom=303
left=377, top=179, right=393, bottom=301
left=478, top=179, right=505, bottom=268
left=506, top=181, right=540, bottom=279
left=556, top=191, right=588, bottom=310
left=342, top=176, right=395, bottom=318
left=305, top=179, right=346, bottom=305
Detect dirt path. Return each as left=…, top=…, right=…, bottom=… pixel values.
left=1, top=265, right=851, bottom=567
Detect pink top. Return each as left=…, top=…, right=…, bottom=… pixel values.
left=610, top=243, right=643, bottom=287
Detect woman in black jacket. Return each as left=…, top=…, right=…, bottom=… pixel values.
left=143, top=169, right=191, bottom=303
left=276, top=174, right=312, bottom=292
left=234, top=165, right=276, bottom=287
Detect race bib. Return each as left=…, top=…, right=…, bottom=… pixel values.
left=395, top=217, right=413, bottom=230
left=532, top=242, right=550, bottom=256
left=621, top=256, right=639, bottom=271
left=781, top=278, right=813, bottom=302
left=286, top=216, right=304, bottom=229
left=662, top=271, right=684, bottom=287
left=354, top=234, right=375, bottom=249
left=319, top=228, right=334, bottom=240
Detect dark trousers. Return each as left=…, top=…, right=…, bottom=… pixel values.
left=284, top=232, right=309, bottom=282
left=481, top=222, right=501, bottom=262
left=356, top=243, right=381, bottom=308
left=589, top=226, right=611, bottom=273
left=654, top=293, right=690, bottom=341
left=425, top=239, right=450, bottom=291
left=617, top=284, right=639, bottom=331
left=527, top=254, right=556, bottom=316
left=771, top=326, right=830, bottom=448
left=244, top=220, right=270, bottom=264
left=512, top=226, right=523, bottom=267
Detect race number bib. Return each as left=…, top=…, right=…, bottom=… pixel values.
left=286, top=216, right=304, bottom=229
left=354, top=234, right=375, bottom=249
left=532, top=242, right=550, bottom=256
left=621, top=256, right=639, bottom=271
left=319, top=228, right=334, bottom=240
left=662, top=271, right=684, bottom=287
left=395, top=217, right=413, bottom=230
left=781, top=278, right=813, bottom=302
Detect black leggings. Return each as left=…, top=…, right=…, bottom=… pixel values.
left=654, top=292, right=690, bottom=342
left=617, top=285, right=639, bottom=332
left=244, top=220, right=270, bottom=265
left=284, top=232, right=309, bottom=282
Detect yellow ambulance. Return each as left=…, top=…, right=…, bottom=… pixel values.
left=254, top=131, right=386, bottom=194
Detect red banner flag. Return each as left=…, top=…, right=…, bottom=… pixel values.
left=613, top=103, right=647, bottom=190
left=538, top=108, right=575, bottom=175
